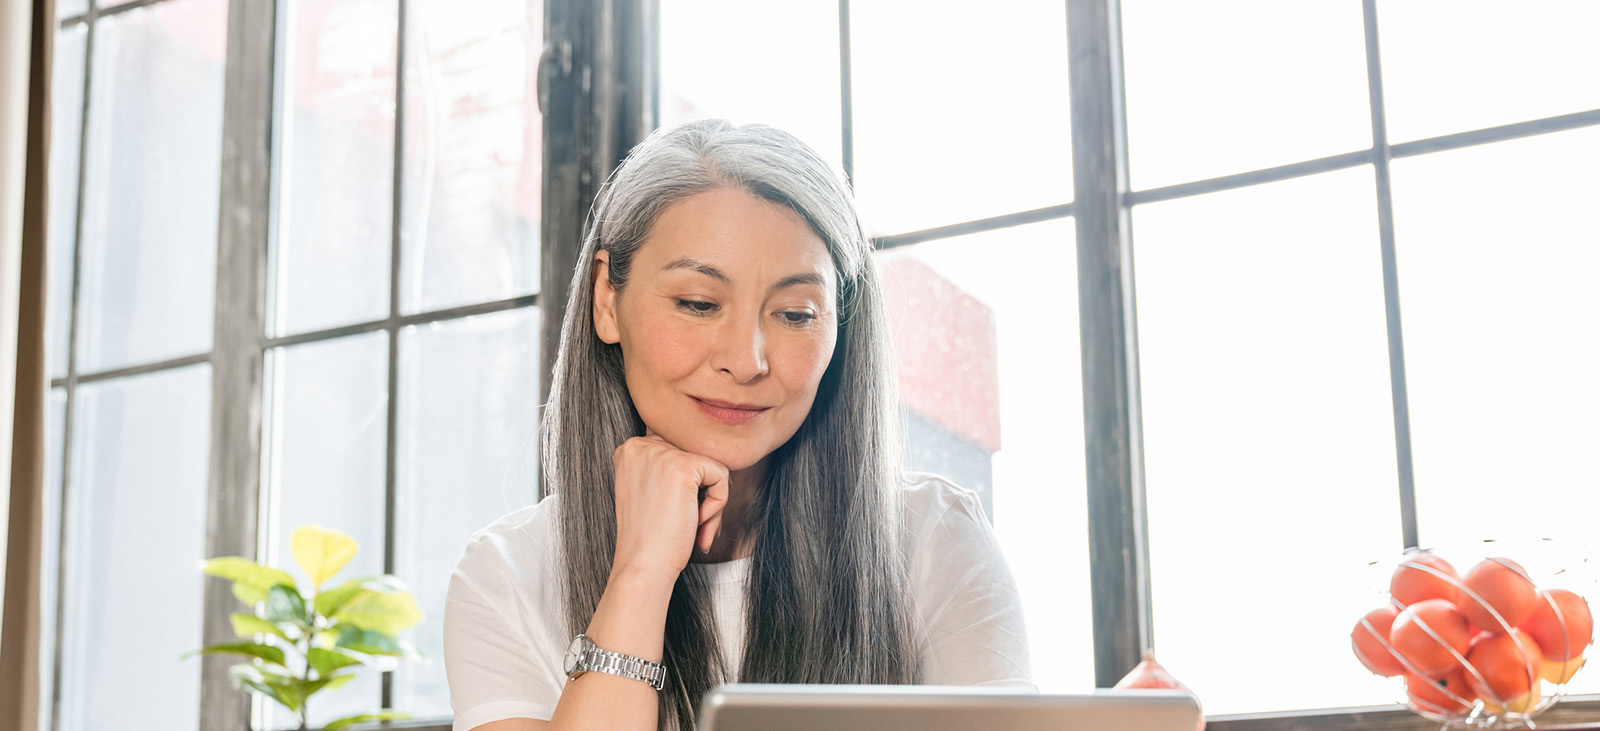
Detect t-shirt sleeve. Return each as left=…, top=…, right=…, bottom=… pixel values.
left=911, top=481, right=1036, bottom=691
left=444, top=532, right=565, bottom=730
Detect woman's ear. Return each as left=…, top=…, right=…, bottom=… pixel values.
left=592, top=250, right=621, bottom=345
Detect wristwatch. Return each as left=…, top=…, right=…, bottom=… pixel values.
left=563, top=633, right=668, bottom=691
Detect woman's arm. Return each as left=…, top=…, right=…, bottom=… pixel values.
left=542, top=565, right=677, bottom=731
left=535, top=433, right=727, bottom=731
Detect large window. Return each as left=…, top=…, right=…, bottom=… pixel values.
left=43, top=0, right=542, bottom=728
left=35, top=0, right=1600, bottom=729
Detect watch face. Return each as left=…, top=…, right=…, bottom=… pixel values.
left=564, top=635, right=586, bottom=675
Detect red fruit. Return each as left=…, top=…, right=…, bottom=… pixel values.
left=1392, top=552, right=1462, bottom=608
left=1521, top=589, right=1594, bottom=662
left=1390, top=599, right=1472, bottom=678
left=1115, top=653, right=1205, bottom=731
left=1461, top=558, right=1539, bottom=632
left=1406, top=669, right=1476, bottom=717
left=1464, top=629, right=1542, bottom=702
left=1352, top=605, right=1405, bottom=676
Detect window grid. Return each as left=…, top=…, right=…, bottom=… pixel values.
left=36, top=0, right=1600, bottom=728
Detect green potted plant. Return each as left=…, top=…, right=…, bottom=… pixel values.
left=187, top=525, right=424, bottom=730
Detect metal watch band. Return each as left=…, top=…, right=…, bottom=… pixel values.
left=567, top=634, right=668, bottom=691
left=583, top=646, right=668, bottom=691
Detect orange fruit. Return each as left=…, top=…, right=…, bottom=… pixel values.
left=1405, top=669, right=1476, bottom=716
left=1520, top=589, right=1593, bottom=662
left=1391, top=598, right=1472, bottom=678
left=1391, top=552, right=1462, bottom=608
left=1540, top=656, right=1585, bottom=685
left=1461, top=558, right=1539, bottom=632
left=1481, top=688, right=1540, bottom=716
left=1352, top=605, right=1405, bottom=676
left=1465, top=628, right=1543, bottom=702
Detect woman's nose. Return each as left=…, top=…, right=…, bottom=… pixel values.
left=710, top=316, right=769, bottom=383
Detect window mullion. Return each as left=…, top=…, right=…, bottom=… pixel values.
left=200, top=0, right=277, bottom=728
left=1360, top=0, right=1420, bottom=551
left=1066, top=0, right=1151, bottom=687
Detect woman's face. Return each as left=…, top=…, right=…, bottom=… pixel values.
left=593, top=187, right=839, bottom=473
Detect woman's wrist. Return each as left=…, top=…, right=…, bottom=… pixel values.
left=606, top=560, right=679, bottom=600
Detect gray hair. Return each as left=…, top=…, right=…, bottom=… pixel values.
left=540, top=119, right=920, bottom=730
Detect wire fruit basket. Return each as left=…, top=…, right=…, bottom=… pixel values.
left=1350, top=541, right=1594, bottom=730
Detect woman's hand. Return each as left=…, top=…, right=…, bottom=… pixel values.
left=609, top=428, right=730, bottom=579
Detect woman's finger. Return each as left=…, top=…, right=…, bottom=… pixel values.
left=697, top=514, right=721, bottom=554
left=696, top=458, right=730, bottom=527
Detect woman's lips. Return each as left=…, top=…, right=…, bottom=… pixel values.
left=692, top=397, right=769, bottom=426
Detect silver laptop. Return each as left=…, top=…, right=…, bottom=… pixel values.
left=697, top=684, right=1201, bottom=731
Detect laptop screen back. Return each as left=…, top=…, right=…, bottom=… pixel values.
left=697, top=684, right=1201, bottom=731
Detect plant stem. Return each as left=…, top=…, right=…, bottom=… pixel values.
left=300, top=618, right=314, bottom=730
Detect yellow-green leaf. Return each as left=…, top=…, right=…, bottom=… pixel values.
left=230, top=612, right=289, bottom=641
left=313, top=576, right=406, bottom=617
left=202, top=557, right=296, bottom=605
left=291, top=525, right=358, bottom=590
left=325, top=710, right=411, bottom=730
left=330, top=590, right=423, bottom=636
left=185, top=641, right=286, bottom=668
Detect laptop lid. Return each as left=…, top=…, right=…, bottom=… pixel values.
left=697, top=684, right=1201, bottom=731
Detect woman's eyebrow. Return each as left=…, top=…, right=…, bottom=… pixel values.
left=662, top=257, right=828, bottom=294
left=661, top=257, right=730, bottom=283
left=770, top=272, right=826, bottom=293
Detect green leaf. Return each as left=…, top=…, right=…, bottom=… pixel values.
left=202, top=557, right=297, bottom=605
left=292, top=525, right=359, bottom=590
left=230, top=664, right=303, bottom=713
left=184, top=641, right=286, bottom=668
left=264, top=584, right=309, bottom=626
left=313, top=575, right=407, bottom=618
left=335, top=627, right=422, bottom=661
left=301, top=671, right=357, bottom=699
left=324, top=710, right=412, bottom=731
left=230, top=612, right=290, bottom=641
left=329, top=589, right=423, bottom=636
left=308, top=646, right=368, bottom=676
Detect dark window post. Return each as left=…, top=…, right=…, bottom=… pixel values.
left=200, top=0, right=276, bottom=728
left=1066, top=0, right=1152, bottom=688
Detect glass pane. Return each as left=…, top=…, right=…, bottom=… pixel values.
left=59, top=0, right=87, bottom=19
left=77, top=0, right=226, bottom=373
left=659, top=0, right=843, bottom=173
left=1394, top=129, right=1600, bottom=697
left=58, top=364, right=212, bottom=731
left=269, top=0, right=397, bottom=337
left=260, top=331, right=390, bottom=730
left=1121, top=0, right=1372, bottom=190
left=47, top=26, right=87, bottom=381
left=1134, top=167, right=1401, bottom=714
left=398, top=0, right=542, bottom=315
left=851, top=0, right=1072, bottom=235
left=41, top=389, right=68, bottom=731
left=877, top=219, right=1094, bottom=692
left=393, top=306, right=541, bottom=718
left=1379, top=1, right=1600, bottom=143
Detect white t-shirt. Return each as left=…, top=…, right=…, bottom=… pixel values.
left=443, top=472, right=1035, bottom=731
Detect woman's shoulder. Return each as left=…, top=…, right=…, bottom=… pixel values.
left=899, top=471, right=988, bottom=532
left=452, top=493, right=563, bottom=592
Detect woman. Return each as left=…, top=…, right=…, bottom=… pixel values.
left=444, top=120, right=1032, bottom=731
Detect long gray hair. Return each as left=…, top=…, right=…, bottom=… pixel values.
left=540, top=119, right=920, bottom=729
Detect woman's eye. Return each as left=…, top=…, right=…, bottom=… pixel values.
left=676, top=299, right=718, bottom=314
left=778, top=311, right=818, bottom=326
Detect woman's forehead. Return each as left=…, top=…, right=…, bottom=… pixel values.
left=637, top=188, right=837, bottom=291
